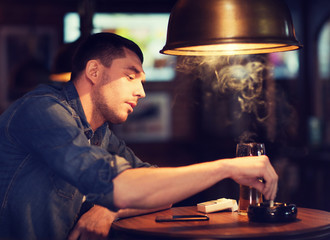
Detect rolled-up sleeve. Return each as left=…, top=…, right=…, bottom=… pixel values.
left=85, top=154, right=133, bottom=211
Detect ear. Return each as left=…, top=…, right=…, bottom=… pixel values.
left=85, top=60, right=100, bottom=85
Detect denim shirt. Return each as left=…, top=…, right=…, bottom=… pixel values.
left=0, top=81, right=152, bottom=240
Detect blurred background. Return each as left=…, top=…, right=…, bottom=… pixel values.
left=0, top=0, right=329, bottom=211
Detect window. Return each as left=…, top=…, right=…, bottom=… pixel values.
left=268, top=51, right=299, bottom=80
left=317, top=18, right=330, bottom=145
left=318, top=19, right=330, bottom=79
left=64, top=13, right=176, bottom=82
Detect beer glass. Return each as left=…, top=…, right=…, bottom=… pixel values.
left=236, top=143, right=265, bottom=215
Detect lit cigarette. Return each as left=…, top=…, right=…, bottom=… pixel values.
left=270, top=200, right=274, bottom=208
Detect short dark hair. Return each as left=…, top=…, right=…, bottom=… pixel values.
left=70, top=32, right=144, bottom=81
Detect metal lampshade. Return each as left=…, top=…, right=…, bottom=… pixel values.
left=160, top=0, right=302, bottom=56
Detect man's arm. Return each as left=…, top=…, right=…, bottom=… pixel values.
left=113, top=155, right=278, bottom=210
left=67, top=155, right=277, bottom=240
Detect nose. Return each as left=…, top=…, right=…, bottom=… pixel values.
left=134, top=81, right=146, bottom=99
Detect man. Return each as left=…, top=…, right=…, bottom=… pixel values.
left=0, top=33, right=278, bottom=240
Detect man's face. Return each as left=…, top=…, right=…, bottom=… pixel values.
left=92, top=48, right=146, bottom=124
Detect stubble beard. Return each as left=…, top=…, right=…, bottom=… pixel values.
left=92, top=72, right=126, bottom=125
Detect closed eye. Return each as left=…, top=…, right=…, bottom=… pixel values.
left=126, top=74, right=135, bottom=80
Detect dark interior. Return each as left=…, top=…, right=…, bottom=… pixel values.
left=0, top=0, right=329, bottom=212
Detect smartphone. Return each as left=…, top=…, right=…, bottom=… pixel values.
left=155, top=214, right=209, bottom=222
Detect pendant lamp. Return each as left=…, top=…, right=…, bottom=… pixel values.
left=160, top=0, right=302, bottom=56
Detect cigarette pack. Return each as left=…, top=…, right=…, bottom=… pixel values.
left=197, top=198, right=238, bottom=213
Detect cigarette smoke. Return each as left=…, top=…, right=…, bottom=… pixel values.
left=213, top=59, right=269, bottom=122
left=176, top=55, right=277, bottom=143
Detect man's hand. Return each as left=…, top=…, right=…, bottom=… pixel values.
left=68, top=205, right=117, bottom=240
left=225, top=155, right=278, bottom=201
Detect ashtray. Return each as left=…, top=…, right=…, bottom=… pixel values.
left=247, top=202, right=297, bottom=223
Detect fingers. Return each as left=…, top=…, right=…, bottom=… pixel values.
left=236, top=155, right=278, bottom=201
left=68, top=229, right=107, bottom=240
left=67, top=228, right=80, bottom=240
left=227, top=155, right=278, bottom=200
left=259, top=157, right=278, bottom=200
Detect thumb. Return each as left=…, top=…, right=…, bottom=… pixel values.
left=67, top=228, right=81, bottom=240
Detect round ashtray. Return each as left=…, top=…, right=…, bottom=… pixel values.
left=247, top=202, right=297, bottom=223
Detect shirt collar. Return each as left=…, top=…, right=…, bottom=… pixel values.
left=63, top=81, right=94, bottom=138
left=62, top=81, right=109, bottom=140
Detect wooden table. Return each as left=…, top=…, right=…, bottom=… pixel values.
left=111, top=206, right=330, bottom=240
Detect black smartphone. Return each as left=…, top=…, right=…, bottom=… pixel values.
left=155, top=214, right=209, bottom=222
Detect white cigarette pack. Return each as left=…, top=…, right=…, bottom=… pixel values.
left=197, top=198, right=238, bottom=213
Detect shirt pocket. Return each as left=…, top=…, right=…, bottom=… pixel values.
left=50, top=173, right=78, bottom=200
